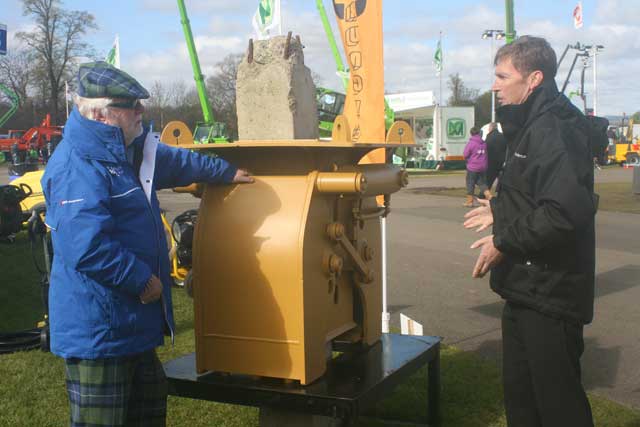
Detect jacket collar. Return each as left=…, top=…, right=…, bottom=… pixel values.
left=64, top=107, right=148, bottom=163
left=496, top=79, right=560, bottom=144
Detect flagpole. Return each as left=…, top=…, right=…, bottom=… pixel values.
left=592, top=46, right=599, bottom=116
left=439, top=31, right=443, bottom=106
left=65, top=80, right=69, bottom=119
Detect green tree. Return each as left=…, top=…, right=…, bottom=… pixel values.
left=474, top=90, right=493, bottom=127
left=447, top=73, right=478, bottom=107
left=17, top=0, right=97, bottom=124
left=631, top=111, right=640, bottom=122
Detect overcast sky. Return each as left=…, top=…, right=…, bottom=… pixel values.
left=4, top=0, right=639, bottom=116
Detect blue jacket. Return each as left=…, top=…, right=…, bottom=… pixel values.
left=42, top=108, right=236, bottom=359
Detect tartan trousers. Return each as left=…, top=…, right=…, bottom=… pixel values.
left=64, top=350, right=167, bottom=427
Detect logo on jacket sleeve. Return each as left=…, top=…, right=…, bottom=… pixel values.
left=106, top=166, right=124, bottom=176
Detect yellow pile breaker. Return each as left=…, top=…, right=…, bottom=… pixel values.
left=162, top=0, right=414, bottom=385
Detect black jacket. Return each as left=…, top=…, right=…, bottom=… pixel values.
left=490, top=80, right=597, bottom=324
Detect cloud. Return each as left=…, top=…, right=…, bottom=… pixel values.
left=126, top=33, right=245, bottom=92
left=378, top=2, right=640, bottom=115
left=123, top=0, right=639, bottom=116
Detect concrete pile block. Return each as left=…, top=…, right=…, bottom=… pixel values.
left=236, top=35, right=319, bottom=140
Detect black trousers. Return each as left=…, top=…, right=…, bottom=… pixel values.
left=502, top=302, right=593, bottom=427
left=465, top=170, right=488, bottom=195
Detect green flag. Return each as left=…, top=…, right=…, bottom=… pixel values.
left=105, top=35, right=120, bottom=69
left=252, top=0, right=281, bottom=40
left=434, top=39, right=443, bottom=76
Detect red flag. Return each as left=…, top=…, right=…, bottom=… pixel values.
left=573, top=2, right=583, bottom=29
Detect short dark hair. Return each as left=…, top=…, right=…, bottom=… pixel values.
left=470, top=126, right=480, bottom=136
left=494, top=36, right=557, bottom=80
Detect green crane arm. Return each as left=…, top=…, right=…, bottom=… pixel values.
left=316, top=0, right=348, bottom=90
left=505, top=0, right=516, bottom=44
left=0, top=83, right=19, bottom=129
left=177, top=0, right=214, bottom=124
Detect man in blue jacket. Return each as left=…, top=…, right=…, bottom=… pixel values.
left=42, top=61, right=253, bottom=426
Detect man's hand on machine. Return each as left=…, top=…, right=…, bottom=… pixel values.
left=233, top=168, right=254, bottom=184
left=140, top=275, right=163, bottom=304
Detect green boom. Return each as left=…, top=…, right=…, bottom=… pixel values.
left=177, top=0, right=214, bottom=125
left=0, top=84, right=19, bottom=129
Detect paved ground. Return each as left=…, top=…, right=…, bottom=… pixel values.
left=3, top=163, right=639, bottom=409
left=390, top=172, right=640, bottom=410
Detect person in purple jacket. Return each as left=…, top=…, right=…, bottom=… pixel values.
left=462, top=126, right=491, bottom=207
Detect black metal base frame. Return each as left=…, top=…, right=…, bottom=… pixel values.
left=164, top=333, right=441, bottom=426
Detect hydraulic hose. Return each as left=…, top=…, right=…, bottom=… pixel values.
left=0, top=328, right=42, bottom=354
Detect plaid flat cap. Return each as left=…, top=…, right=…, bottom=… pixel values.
left=77, top=61, right=150, bottom=99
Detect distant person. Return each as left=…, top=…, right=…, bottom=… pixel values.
left=463, top=36, right=596, bottom=427
left=485, top=122, right=507, bottom=190
left=41, top=61, right=253, bottom=426
left=585, top=116, right=609, bottom=167
left=462, top=126, right=490, bottom=207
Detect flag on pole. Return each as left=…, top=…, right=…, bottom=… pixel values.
left=573, top=2, right=583, bottom=29
left=434, top=38, right=443, bottom=76
left=252, top=0, right=281, bottom=40
left=105, top=35, right=120, bottom=68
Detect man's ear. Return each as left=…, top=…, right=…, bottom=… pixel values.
left=529, top=70, right=544, bottom=90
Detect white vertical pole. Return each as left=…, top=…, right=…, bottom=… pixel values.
left=438, top=31, right=443, bottom=106
left=381, top=217, right=390, bottom=333
left=592, top=47, right=598, bottom=116
left=490, top=36, right=496, bottom=122
left=65, top=80, right=69, bottom=119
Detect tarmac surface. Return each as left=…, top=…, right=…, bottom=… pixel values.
left=2, top=163, right=639, bottom=409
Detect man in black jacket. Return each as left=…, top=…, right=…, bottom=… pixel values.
left=463, top=36, right=596, bottom=427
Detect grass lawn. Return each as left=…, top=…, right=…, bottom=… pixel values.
left=2, top=232, right=640, bottom=426
left=408, top=182, right=640, bottom=214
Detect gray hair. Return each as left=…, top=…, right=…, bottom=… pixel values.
left=494, top=36, right=557, bottom=80
left=74, top=94, right=114, bottom=120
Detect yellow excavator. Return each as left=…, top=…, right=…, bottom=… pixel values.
left=608, top=118, right=640, bottom=166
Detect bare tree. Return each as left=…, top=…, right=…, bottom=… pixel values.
left=167, top=81, right=189, bottom=107
left=17, top=0, right=97, bottom=124
left=146, top=80, right=170, bottom=128
left=447, top=73, right=478, bottom=107
left=206, top=53, right=243, bottom=140
left=0, top=49, right=36, bottom=107
left=148, top=81, right=170, bottom=110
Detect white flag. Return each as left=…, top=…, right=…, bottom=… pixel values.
left=252, top=0, right=281, bottom=40
left=105, top=35, right=120, bottom=68
left=573, top=2, right=583, bottom=29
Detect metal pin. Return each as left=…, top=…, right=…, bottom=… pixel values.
left=247, top=39, right=254, bottom=64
